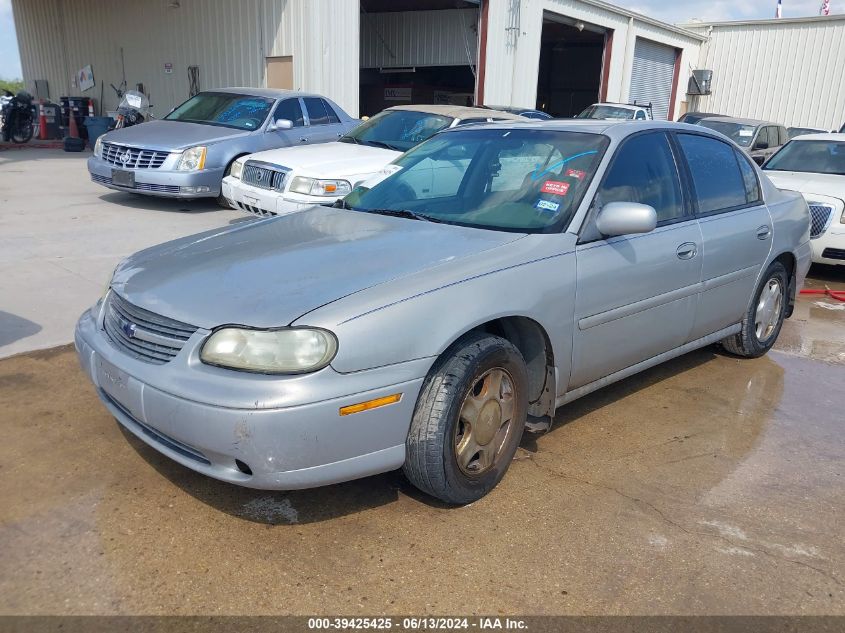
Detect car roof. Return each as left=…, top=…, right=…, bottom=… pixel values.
left=786, top=132, right=845, bottom=141
left=208, top=87, right=323, bottom=100
left=439, top=119, right=720, bottom=141
left=386, top=104, right=527, bottom=121
left=700, top=116, right=779, bottom=127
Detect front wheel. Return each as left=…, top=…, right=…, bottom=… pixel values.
left=721, top=261, right=788, bottom=358
left=404, top=332, right=528, bottom=505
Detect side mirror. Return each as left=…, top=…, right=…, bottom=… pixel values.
left=754, top=141, right=769, bottom=151
left=596, top=202, right=657, bottom=237
left=267, top=119, right=293, bottom=132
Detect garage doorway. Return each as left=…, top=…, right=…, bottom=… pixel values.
left=537, top=14, right=608, bottom=118
left=266, top=56, right=293, bottom=90
left=359, top=0, right=479, bottom=116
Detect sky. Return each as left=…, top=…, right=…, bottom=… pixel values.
left=0, top=0, right=837, bottom=80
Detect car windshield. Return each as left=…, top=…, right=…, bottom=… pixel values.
left=342, top=129, right=608, bottom=233
left=577, top=105, right=634, bottom=120
left=763, top=140, right=845, bottom=176
left=339, top=110, right=453, bottom=152
left=698, top=120, right=758, bottom=147
left=788, top=128, right=824, bottom=139
left=164, top=92, right=274, bottom=131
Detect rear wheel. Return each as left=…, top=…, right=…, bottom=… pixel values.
left=721, top=261, right=788, bottom=358
left=12, top=114, right=33, bottom=143
left=404, top=332, right=528, bottom=505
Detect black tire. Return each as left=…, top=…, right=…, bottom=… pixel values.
left=721, top=261, right=789, bottom=358
left=12, top=115, right=33, bottom=143
left=404, top=332, right=528, bottom=505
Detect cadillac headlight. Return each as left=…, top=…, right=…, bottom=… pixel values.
left=201, top=327, right=338, bottom=374
left=94, top=136, right=104, bottom=158
left=177, top=146, right=207, bottom=171
left=289, top=176, right=352, bottom=197
left=230, top=158, right=245, bottom=180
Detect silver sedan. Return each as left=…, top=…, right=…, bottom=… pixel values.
left=75, top=120, right=811, bottom=504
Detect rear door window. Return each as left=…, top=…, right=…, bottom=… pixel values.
left=303, top=97, right=331, bottom=125
left=677, top=133, right=749, bottom=214
left=778, top=126, right=789, bottom=146
left=321, top=99, right=341, bottom=124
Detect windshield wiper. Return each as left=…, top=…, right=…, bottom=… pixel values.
left=359, top=208, right=443, bottom=223
left=339, top=135, right=360, bottom=144
left=364, top=140, right=401, bottom=151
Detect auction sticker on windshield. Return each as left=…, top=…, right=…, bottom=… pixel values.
left=541, top=181, right=570, bottom=196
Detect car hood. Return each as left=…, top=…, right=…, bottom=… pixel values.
left=112, top=207, right=525, bottom=330
left=246, top=141, right=400, bottom=178
left=765, top=170, right=845, bottom=202
left=102, top=119, right=251, bottom=151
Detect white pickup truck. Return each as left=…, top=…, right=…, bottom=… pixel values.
left=577, top=102, right=653, bottom=121
left=221, top=104, right=526, bottom=217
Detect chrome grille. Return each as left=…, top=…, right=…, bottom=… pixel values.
left=103, top=292, right=198, bottom=365
left=242, top=162, right=287, bottom=190
left=101, top=142, right=169, bottom=169
left=808, top=204, right=834, bottom=239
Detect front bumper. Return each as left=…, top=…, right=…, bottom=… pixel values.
left=222, top=176, right=337, bottom=218
left=811, top=223, right=845, bottom=266
left=88, top=155, right=225, bottom=199
left=74, top=306, right=426, bottom=490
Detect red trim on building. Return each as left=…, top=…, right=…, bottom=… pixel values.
left=599, top=29, right=614, bottom=102
left=668, top=47, right=682, bottom=121
left=476, top=0, right=490, bottom=106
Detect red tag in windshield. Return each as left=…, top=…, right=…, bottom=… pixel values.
left=541, top=180, right=570, bottom=196
left=566, top=169, right=586, bottom=180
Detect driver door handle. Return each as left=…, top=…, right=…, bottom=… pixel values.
left=299, top=137, right=309, bottom=143
left=677, top=242, right=697, bottom=260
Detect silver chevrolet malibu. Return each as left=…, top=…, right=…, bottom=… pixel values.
left=75, top=120, right=811, bottom=504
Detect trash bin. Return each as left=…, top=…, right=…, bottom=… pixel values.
left=83, top=116, right=114, bottom=149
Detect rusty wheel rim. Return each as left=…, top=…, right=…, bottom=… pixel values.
left=454, top=367, right=517, bottom=477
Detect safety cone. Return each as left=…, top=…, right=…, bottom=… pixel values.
left=38, top=101, right=49, bottom=140
left=67, top=107, right=80, bottom=138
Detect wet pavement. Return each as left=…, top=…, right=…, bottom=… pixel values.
left=0, top=268, right=843, bottom=615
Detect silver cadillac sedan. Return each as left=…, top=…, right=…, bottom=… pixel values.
left=75, top=120, right=811, bottom=504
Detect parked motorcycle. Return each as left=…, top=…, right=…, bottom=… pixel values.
left=1, top=89, right=35, bottom=144
left=109, top=90, right=153, bottom=130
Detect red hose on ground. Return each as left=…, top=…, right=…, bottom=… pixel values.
left=799, top=288, right=845, bottom=302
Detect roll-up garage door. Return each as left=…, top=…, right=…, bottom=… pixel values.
left=629, top=38, right=677, bottom=120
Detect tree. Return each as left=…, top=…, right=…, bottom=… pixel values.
left=0, top=79, right=25, bottom=95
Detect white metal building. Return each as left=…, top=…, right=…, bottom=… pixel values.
left=684, top=15, right=845, bottom=131
left=11, top=0, right=709, bottom=121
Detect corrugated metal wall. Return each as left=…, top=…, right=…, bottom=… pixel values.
left=360, top=9, right=478, bottom=69
left=482, top=0, right=703, bottom=121
left=688, top=16, right=845, bottom=130
left=11, top=0, right=359, bottom=116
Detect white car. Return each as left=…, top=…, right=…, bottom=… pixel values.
left=764, top=133, right=845, bottom=266
left=221, top=105, right=526, bottom=217
left=576, top=102, right=653, bottom=121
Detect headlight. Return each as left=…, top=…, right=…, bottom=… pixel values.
left=201, top=327, right=338, bottom=374
left=289, top=176, right=352, bottom=197
left=94, top=136, right=103, bottom=158
left=177, top=146, right=207, bottom=171
left=230, top=159, right=245, bottom=180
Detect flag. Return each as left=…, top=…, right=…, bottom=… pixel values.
left=820, top=0, right=831, bottom=15
left=776, top=0, right=783, bottom=17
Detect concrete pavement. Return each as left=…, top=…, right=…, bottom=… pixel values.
left=0, top=148, right=244, bottom=358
